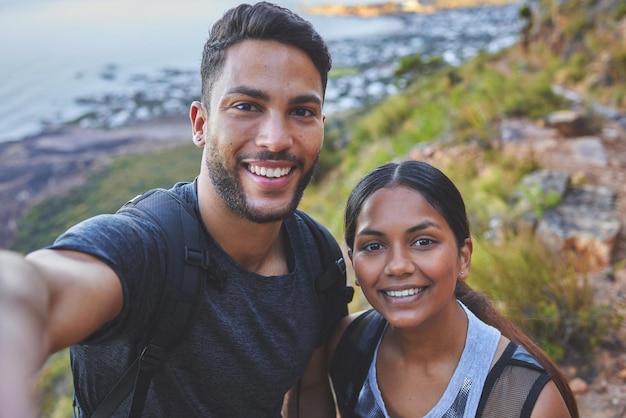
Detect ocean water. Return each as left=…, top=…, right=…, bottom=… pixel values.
left=0, top=0, right=520, bottom=143
left=0, top=0, right=406, bottom=143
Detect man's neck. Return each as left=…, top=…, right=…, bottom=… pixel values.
left=197, top=178, right=288, bottom=275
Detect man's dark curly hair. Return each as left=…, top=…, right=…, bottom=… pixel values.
left=200, top=2, right=332, bottom=108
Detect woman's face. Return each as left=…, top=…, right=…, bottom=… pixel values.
left=350, top=185, right=471, bottom=330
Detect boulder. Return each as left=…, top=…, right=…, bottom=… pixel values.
left=536, top=185, right=621, bottom=272
left=546, top=110, right=588, bottom=137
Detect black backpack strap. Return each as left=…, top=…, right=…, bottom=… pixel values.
left=329, top=309, right=387, bottom=417
left=295, top=210, right=353, bottom=344
left=91, top=188, right=208, bottom=418
left=476, top=341, right=552, bottom=418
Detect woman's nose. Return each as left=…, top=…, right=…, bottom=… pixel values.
left=383, top=246, right=416, bottom=277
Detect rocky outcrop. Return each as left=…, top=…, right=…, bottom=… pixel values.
left=410, top=101, right=626, bottom=418
left=498, top=105, right=626, bottom=269
left=511, top=169, right=621, bottom=272
left=410, top=104, right=626, bottom=274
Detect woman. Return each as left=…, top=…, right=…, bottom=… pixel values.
left=328, top=160, right=578, bottom=417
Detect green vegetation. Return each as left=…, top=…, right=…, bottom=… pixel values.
left=14, top=0, right=625, bottom=413
left=12, top=144, right=201, bottom=253
left=35, top=351, right=74, bottom=418
left=471, top=231, right=622, bottom=362
left=301, top=0, right=625, bottom=366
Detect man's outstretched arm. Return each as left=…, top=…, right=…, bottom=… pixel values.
left=0, top=249, right=123, bottom=417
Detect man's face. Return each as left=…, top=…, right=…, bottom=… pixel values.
left=203, top=40, right=325, bottom=223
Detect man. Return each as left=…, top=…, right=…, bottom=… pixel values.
left=0, top=2, right=347, bottom=417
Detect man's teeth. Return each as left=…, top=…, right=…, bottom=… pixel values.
left=384, top=288, right=424, bottom=297
left=249, top=165, right=291, bottom=178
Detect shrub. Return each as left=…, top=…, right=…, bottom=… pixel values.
left=470, top=231, right=622, bottom=362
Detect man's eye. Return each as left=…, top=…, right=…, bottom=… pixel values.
left=235, top=103, right=254, bottom=111
left=292, top=108, right=314, bottom=117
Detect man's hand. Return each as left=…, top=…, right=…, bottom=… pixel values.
left=0, top=250, right=50, bottom=418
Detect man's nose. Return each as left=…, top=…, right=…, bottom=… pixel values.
left=255, top=114, right=293, bottom=152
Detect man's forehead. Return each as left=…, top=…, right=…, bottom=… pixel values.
left=214, top=40, right=324, bottom=97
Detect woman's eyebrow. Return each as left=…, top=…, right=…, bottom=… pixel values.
left=356, top=228, right=384, bottom=238
left=407, top=220, right=441, bottom=233
left=357, top=221, right=440, bottom=237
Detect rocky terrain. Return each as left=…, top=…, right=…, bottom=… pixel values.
left=409, top=101, right=626, bottom=416
left=1, top=0, right=624, bottom=413
left=502, top=112, right=626, bottom=418
left=1, top=96, right=625, bottom=417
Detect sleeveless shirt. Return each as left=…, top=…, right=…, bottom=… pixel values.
left=354, top=302, right=501, bottom=417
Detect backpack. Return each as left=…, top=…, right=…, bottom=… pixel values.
left=329, top=309, right=386, bottom=417
left=88, top=185, right=354, bottom=418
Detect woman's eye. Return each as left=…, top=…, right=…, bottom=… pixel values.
left=363, top=242, right=383, bottom=252
left=414, top=238, right=433, bottom=247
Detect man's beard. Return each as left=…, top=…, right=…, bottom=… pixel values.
left=205, top=148, right=317, bottom=223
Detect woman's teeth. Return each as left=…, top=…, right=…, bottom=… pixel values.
left=384, top=288, right=424, bottom=298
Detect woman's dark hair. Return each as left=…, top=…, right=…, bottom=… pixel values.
left=345, top=160, right=468, bottom=251
left=344, top=159, right=579, bottom=417
left=200, top=2, right=331, bottom=108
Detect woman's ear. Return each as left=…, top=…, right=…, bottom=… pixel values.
left=347, top=249, right=360, bottom=286
left=189, top=101, right=207, bottom=147
left=459, top=238, right=472, bottom=279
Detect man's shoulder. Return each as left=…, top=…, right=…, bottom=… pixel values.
left=168, top=180, right=197, bottom=202
left=291, top=210, right=338, bottom=244
left=119, top=181, right=199, bottom=224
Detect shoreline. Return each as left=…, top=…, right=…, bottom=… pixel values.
left=0, top=1, right=524, bottom=248
left=0, top=2, right=523, bottom=145
left=0, top=115, right=191, bottom=248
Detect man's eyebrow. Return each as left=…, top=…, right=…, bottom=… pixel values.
left=225, top=86, right=322, bottom=106
left=225, top=86, right=270, bottom=101
left=289, top=93, right=323, bottom=107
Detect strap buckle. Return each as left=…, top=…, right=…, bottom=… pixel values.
left=139, top=343, right=166, bottom=372
left=184, top=247, right=210, bottom=269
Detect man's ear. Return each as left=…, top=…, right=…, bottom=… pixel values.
left=190, top=101, right=206, bottom=147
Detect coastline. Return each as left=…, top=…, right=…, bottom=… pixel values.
left=0, top=2, right=523, bottom=145
left=0, top=1, right=524, bottom=248
left=0, top=115, right=191, bottom=248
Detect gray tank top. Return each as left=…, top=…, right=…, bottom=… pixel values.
left=354, top=301, right=501, bottom=417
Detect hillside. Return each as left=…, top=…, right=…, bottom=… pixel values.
left=7, top=0, right=626, bottom=416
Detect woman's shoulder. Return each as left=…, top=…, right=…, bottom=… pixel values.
left=327, top=310, right=369, bottom=360
left=479, top=339, right=557, bottom=418
left=327, top=309, right=387, bottom=414
left=327, top=309, right=386, bottom=362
